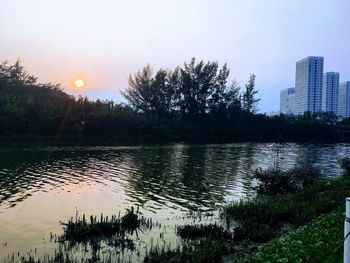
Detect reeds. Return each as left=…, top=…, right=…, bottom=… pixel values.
left=143, top=238, right=227, bottom=263
left=253, top=166, right=321, bottom=195
left=59, top=206, right=148, bottom=242
left=176, top=223, right=232, bottom=240
left=224, top=176, right=350, bottom=242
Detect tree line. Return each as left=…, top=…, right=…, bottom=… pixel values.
left=0, top=59, right=348, bottom=143
left=123, top=58, right=259, bottom=116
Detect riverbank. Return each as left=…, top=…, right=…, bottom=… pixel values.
left=10, top=176, right=350, bottom=263
left=236, top=206, right=344, bottom=262
left=143, top=173, right=350, bottom=263
left=1, top=145, right=349, bottom=263
left=224, top=175, right=350, bottom=243
left=2, top=135, right=350, bottom=149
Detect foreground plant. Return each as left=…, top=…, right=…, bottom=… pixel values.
left=59, top=206, right=147, bottom=242
left=225, top=176, right=350, bottom=242
left=253, top=166, right=321, bottom=195
left=143, top=238, right=228, bottom=263
left=236, top=206, right=344, bottom=263
left=177, top=223, right=232, bottom=240
left=339, top=157, right=350, bottom=176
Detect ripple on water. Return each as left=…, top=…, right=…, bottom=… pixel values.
left=0, top=143, right=349, bottom=261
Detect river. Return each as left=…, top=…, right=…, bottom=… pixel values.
left=0, top=143, right=349, bottom=262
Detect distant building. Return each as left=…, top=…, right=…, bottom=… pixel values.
left=338, top=81, right=350, bottom=118
left=280, top=87, right=295, bottom=114
left=266, top=111, right=280, bottom=116
left=294, top=56, right=324, bottom=115
left=322, top=72, right=339, bottom=114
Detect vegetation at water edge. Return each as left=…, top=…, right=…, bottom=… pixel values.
left=236, top=206, right=344, bottom=263
left=1, top=60, right=349, bottom=143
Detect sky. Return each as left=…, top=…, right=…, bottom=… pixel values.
left=1, top=0, right=349, bottom=113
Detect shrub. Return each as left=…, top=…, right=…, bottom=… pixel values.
left=236, top=206, right=344, bottom=263
left=177, top=224, right=232, bottom=240
left=59, top=206, right=144, bottom=242
left=143, top=238, right=227, bottom=263
left=253, top=166, right=321, bottom=195
left=224, top=177, right=350, bottom=242
left=339, top=157, right=350, bottom=176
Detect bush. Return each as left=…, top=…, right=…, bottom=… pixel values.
left=177, top=224, right=232, bottom=240
left=60, top=206, right=144, bottom=242
left=236, top=206, right=344, bottom=263
left=339, top=157, right=350, bottom=176
left=143, top=238, right=227, bottom=263
left=253, top=166, right=321, bottom=195
left=224, top=177, right=350, bottom=242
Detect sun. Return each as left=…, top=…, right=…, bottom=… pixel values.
left=73, top=78, right=86, bottom=88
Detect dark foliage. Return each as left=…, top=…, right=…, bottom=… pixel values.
left=143, top=238, right=227, bottom=263
left=237, top=207, right=344, bottom=263
left=59, top=207, right=144, bottom=242
left=253, top=166, right=321, bottom=195
left=177, top=223, right=232, bottom=240
left=0, top=60, right=348, bottom=143
left=339, top=157, right=350, bottom=176
left=225, top=176, right=350, bottom=242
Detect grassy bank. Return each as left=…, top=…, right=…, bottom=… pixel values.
left=12, top=170, right=350, bottom=263
left=224, top=176, right=350, bottom=243
left=236, top=206, right=344, bottom=262
left=142, top=172, right=350, bottom=263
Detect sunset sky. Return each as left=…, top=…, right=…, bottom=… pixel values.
left=1, top=0, right=349, bottom=112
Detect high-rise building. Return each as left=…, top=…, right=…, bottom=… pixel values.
left=294, top=56, right=324, bottom=115
left=322, top=72, right=339, bottom=114
left=338, top=81, right=350, bottom=118
left=280, top=87, right=295, bottom=114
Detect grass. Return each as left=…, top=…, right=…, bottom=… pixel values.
left=19, top=250, right=133, bottom=263
left=59, top=207, right=146, bottom=242
left=142, top=223, right=234, bottom=263
left=339, top=157, right=350, bottom=176
left=236, top=206, right=344, bottom=263
left=143, top=222, right=234, bottom=262
left=253, top=166, right=321, bottom=195
left=176, top=223, right=233, bottom=240
left=224, top=177, right=350, bottom=242
left=144, top=169, right=350, bottom=263
left=12, top=169, right=350, bottom=263
left=143, top=238, right=228, bottom=263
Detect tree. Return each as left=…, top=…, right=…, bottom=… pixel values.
left=179, top=58, right=220, bottom=115
left=151, top=69, right=178, bottom=115
left=208, top=63, right=230, bottom=112
left=242, top=74, right=260, bottom=113
left=122, top=65, right=178, bottom=116
left=224, top=80, right=241, bottom=111
left=122, top=65, right=154, bottom=113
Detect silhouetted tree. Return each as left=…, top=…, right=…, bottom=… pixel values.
left=0, top=60, right=344, bottom=142
left=122, top=65, right=154, bottom=113
left=208, top=63, right=231, bottom=113
left=179, top=58, right=228, bottom=115
left=242, top=74, right=260, bottom=113
left=224, top=80, right=241, bottom=111
left=122, top=66, right=178, bottom=116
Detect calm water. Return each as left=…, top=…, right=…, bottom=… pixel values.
left=0, top=143, right=349, bottom=261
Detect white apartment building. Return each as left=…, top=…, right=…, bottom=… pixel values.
left=294, top=56, right=324, bottom=115
left=322, top=72, right=339, bottom=114
left=338, top=81, right=350, bottom=118
left=280, top=87, right=295, bottom=114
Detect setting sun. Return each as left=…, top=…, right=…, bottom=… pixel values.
left=73, top=78, right=86, bottom=88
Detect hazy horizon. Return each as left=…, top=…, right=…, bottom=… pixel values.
left=1, top=0, right=349, bottom=113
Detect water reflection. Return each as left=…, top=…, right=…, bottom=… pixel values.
left=0, top=143, right=349, bottom=211
left=0, top=143, right=350, bottom=261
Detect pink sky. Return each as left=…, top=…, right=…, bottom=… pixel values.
left=1, top=0, right=349, bottom=112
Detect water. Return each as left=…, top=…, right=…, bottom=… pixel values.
left=0, top=142, right=349, bottom=261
